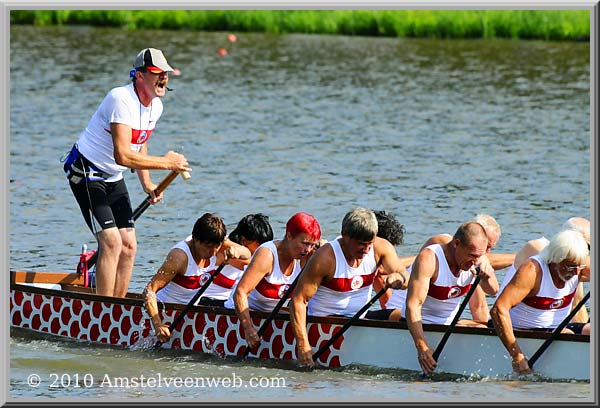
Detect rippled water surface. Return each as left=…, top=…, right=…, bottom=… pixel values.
left=9, top=25, right=591, bottom=402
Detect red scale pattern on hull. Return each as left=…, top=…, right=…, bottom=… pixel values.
left=10, top=288, right=346, bottom=368
left=52, top=297, right=63, bottom=314
left=41, top=303, right=52, bottom=322
left=61, top=307, right=72, bottom=327
left=80, top=309, right=91, bottom=329
left=13, top=291, right=24, bottom=307
left=32, top=315, right=42, bottom=331
left=33, top=295, right=43, bottom=310
left=182, top=323, right=195, bottom=349
left=69, top=320, right=81, bottom=338
left=91, top=302, right=103, bottom=319
left=72, top=299, right=82, bottom=315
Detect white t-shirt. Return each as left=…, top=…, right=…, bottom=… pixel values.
left=76, top=83, right=163, bottom=181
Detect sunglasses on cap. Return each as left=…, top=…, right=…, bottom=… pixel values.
left=130, top=66, right=166, bottom=78
left=136, top=66, right=166, bottom=74
left=144, top=65, right=166, bottom=74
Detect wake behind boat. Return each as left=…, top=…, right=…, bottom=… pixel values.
left=9, top=270, right=590, bottom=382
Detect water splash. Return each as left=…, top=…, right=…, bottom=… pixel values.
left=129, top=306, right=159, bottom=351
left=129, top=335, right=159, bottom=351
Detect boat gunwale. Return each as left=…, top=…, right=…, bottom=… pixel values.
left=10, top=281, right=589, bottom=343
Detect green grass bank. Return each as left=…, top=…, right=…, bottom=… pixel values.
left=10, top=10, right=590, bottom=41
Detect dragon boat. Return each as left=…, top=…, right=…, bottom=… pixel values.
left=10, top=270, right=590, bottom=381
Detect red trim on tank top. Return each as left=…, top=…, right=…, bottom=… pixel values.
left=322, top=272, right=375, bottom=292
left=427, top=283, right=471, bottom=300
left=522, top=291, right=575, bottom=310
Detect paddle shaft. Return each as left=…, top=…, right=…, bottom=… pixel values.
left=242, top=267, right=304, bottom=359
left=432, top=274, right=481, bottom=362
left=133, top=170, right=184, bottom=219
left=86, top=170, right=186, bottom=269
left=311, top=287, right=387, bottom=363
left=528, top=290, right=590, bottom=368
left=154, top=262, right=226, bottom=348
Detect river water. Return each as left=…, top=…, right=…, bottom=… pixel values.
left=8, top=25, right=592, bottom=402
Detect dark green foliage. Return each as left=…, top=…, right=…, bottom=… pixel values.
left=9, top=10, right=590, bottom=41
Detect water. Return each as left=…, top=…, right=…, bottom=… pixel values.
left=8, top=25, right=591, bottom=401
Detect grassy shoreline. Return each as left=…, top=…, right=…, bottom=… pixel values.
left=10, top=10, right=590, bottom=41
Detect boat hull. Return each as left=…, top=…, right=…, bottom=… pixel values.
left=10, top=282, right=590, bottom=381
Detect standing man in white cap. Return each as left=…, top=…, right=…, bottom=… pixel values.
left=63, top=47, right=192, bottom=298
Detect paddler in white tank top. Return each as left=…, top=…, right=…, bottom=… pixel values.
left=289, top=207, right=410, bottom=367
left=383, top=214, right=512, bottom=323
left=491, top=229, right=590, bottom=376
left=143, top=213, right=251, bottom=344
left=405, top=221, right=497, bottom=375
left=500, top=216, right=591, bottom=329
left=199, top=213, right=274, bottom=307
left=232, top=212, right=322, bottom=352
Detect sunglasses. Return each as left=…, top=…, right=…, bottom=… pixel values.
left=137, top=66, right=167, bottom=75
left=563, top=264, right=587, bottom=273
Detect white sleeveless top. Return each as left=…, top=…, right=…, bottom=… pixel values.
left=307, top=237, right=377, bottom=318
left=200, top=263, right=245, bottom=301
left=391, top=244, right=474, bottom=324
left=508, top=255, right=579, bottom=329
left=225, top=241, right=300, bottom=312
left=156, top=237, right=217, bottom=305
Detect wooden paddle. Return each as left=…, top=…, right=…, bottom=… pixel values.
left=241, top=265, right=306, bottom=359
left=528, top=290, right=590, bottom=368
left=154, top=262, right=226, bottom=349
left=311, top=287, right=388, bottom=363
left=86, top=170, right=189, bottom=270
left=133, top=170, right=189, bottom=220
left=432, top=271, right=481, bottom=362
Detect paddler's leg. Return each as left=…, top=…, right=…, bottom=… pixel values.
left=95, top=227, right=123, bottom=296
left=108, top=181, right=136, bottom=298
left=113, top=227, right=137, bottom=297
left=70, top=179, right=122, bottom=297
left=583, top=323, right=590, bottom=335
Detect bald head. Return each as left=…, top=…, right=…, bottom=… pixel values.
left=453, top=221, right=488, bottom=247
left=562, top=217, right=590, bottom=244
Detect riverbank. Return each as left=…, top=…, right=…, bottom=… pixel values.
left=10, top=10, right=589, bottom=41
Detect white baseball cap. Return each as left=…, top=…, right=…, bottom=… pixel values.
left=133, top=48, right=174, bottom=73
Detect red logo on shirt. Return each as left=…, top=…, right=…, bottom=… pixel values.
left=199, top=272, right=211, bottom=286
left=350, top=275, right=364, bottom=290
left=131, top=129, right=153, bottom=145
left=448, top=286, right=462, bottom=299
left=137, top=131, right=149, bottom=144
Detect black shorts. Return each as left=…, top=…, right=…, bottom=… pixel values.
left=197, top=297, right=226, bottom=308
left=364, top=309, right=397, bottom=321
left=565, top=322, right=586, bottom=334
left=70, top=178, right=134, bottom=232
